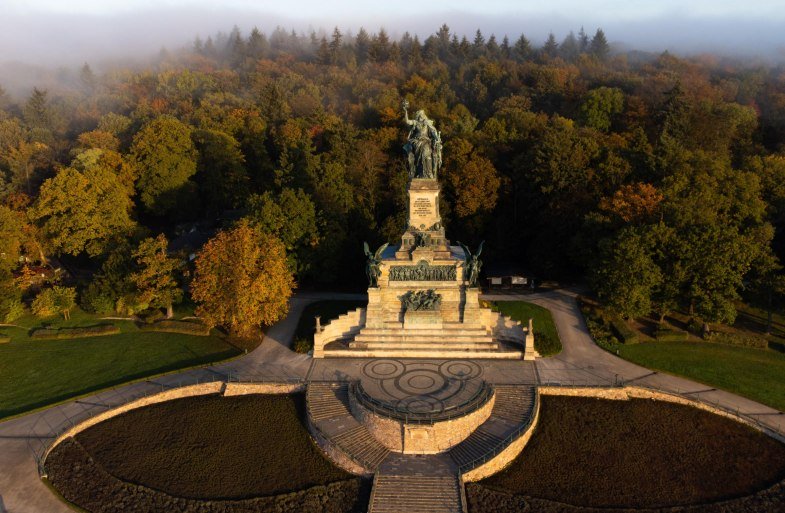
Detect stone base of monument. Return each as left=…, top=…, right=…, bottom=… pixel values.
left=403, top=309, right=443, bottom=329
left=348, top=374, right=496, bottom=454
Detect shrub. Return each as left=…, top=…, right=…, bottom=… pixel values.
left=708, top=332, right=767, bottom=349
left=610, top=318, right=638, bottom=344
left=32, top=286, right=77, bottom=320
left=139, top=319, right=210, bottom=336
left=534, top=332, right=560, bottom=356
left=140, top=309, right=165, bottom=324
left=1, top=298, right=25, bottom=323
left=32, top=289, right=58, bottom=318
left=31, top=324, right=120, bottom=340
left=293, top=337, right=311, bottom=354
left=0, top=334, right=10, bottom=344
left=654, top=328, right=689, bottom=342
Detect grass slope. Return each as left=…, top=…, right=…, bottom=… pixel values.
left=0, top=313, right=239, bottom=419
left=492, top=301, right=561, bottom=356
left=476, top=396, right=785, bottom=510
left=618, top=342, right=785, bottom=412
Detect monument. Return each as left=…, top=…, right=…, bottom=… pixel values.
left=313, top=103, right=536, bottom=360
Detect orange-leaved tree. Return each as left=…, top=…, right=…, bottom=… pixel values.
left=191, top=222, right=294, bottom=337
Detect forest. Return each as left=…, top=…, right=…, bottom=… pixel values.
left=2, top=23, right=785, bottom=329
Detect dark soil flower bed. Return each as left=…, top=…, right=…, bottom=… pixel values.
left=45, top=393, right=370, bottom=513
left=468, top=396, right=785, bottom=513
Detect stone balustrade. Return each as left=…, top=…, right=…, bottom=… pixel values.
left=313, top=308, right=367, bottom=357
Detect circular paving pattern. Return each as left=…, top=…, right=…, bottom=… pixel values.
left=359, top=359, right=485, bottom=416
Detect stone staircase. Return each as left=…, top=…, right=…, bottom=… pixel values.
left=369, top=454, right=464, bottom=513
left=306, top=383, right=391, bottom=471
left=351, top=322, right=498, bottom=352
left=449, top=385, right=536, bottom=470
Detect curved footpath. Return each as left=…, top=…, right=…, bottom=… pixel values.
left=0, top=289, right=783, bottom=512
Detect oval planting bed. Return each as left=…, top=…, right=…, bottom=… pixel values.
left=467, top=396, right=785, bottom=513
left=45, top=393, right=370, bottom=513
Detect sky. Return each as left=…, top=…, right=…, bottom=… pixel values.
left=2, top=0, right=785, bottom=86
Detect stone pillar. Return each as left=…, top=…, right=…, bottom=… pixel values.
left=366, top=287, right=385, bottom=328
left=524, top=318, right=537, bottom=360
left=463, top=287, right=483, bottom=326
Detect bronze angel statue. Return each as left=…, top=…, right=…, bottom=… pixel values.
left=402, top=100, right=442, bottom=179
left=459, top=241, right=484, bottom=288
left=363, top=242, right=389, bottom=287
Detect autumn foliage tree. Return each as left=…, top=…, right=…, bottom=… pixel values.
left=191, top=222, right=294, bottom=337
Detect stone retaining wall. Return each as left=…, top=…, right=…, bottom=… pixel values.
left=349, top=388, right=495, bottom=454
left=223, top=382, right=305, bottom=396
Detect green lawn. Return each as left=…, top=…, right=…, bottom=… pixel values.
left=618, top=342, right=785, bottom=412
left=293, top=300, right=366, bottom=352
left=492, top=301, right=562, bottom=356
left=0, top=311, right=240, bottom=419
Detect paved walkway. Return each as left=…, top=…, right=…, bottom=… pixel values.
left=1, top=289, right=783, bottom=512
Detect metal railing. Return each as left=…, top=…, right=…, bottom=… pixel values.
left=351, top=380, right=494, bottom=425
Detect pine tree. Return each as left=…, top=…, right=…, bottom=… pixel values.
left=514, top=34, right=532, bottom=61
left=590, top=28, right=609, bottom=60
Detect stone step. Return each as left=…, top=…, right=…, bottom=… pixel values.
left=306, top=383, right=351, bottom=421
left=322, top=348, right=524, bottom=359
left=359, top=325, right=490, bottom=335
left=306, top=382, right=391, bottom=471
left=352, top=342, right=499, bottom=351
left=333, top=425, right=391, bottom=469
left=370, top=474, right=463, bottom=513
left=448, top=427, right=504, bottom=466
left=353, top=333, right=494, bottom=342
left=449, top=385, right=537, bottom=471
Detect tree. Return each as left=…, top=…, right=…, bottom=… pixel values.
left=590, top=28, right=609, bottom=60
left=81, top=242, right=135, bottom=314
left=442, top=138, right=501, bottom=218
left=131, top=116, right=198, bottom=216
left=192, top=128, right=249, bottom=213
left=32, top=286, right=76, bottom=320
left=541, top=33, right=559, bottom=59
left=579, top=87, right=624, bottom=132
left=30, top=164, right=134, bottom=257
left=191, top=223, right=294, bottom=336
left=594, top=227, right=662, bottom=319
left=0, top=205, right=25, bottom=272
left=245, top=188, right=319, bottom=278
left=130, top=234, right=182, bottom=318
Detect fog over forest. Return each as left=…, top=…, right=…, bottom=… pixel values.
left=2, top=5, right=785, bottom=96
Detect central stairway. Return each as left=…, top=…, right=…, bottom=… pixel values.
left=369, top=454, right=464, bottom=513
left=350, top=322, right=498, bottom=352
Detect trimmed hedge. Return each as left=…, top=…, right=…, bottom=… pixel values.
left=30, top=324, right=120, bottom=340
left=709, top=332, right=768, bottom=349
left=609, top=318, right=638, bottom=344
left=139, top=319, right=210, bottom=336
left=771, top=341, right=785, bottom=354
left=655, top=328, right=690, bottom=343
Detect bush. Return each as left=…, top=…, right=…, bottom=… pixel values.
left=32, top=289, right=58, bottom=318
left=31, top=324, right=120, bottom=340
left=139, top=319, right=210, bottom=336
left=654, top=328, right=690, bottom=342
left=0, top=334, right=10, bottom=344
left=140, top=309, right=165, bottom=324
left=293, top=337, right=311, bottom=354
left=1, top=298, right=25, bottom=323
left=708, top=332, right=767, bottom=349
left=610, top=318, right=638, bottom=344
left=32, top=286, right=77, bottom=320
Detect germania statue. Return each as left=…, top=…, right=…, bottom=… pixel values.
left=402, top=100, right=442, bottom=179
